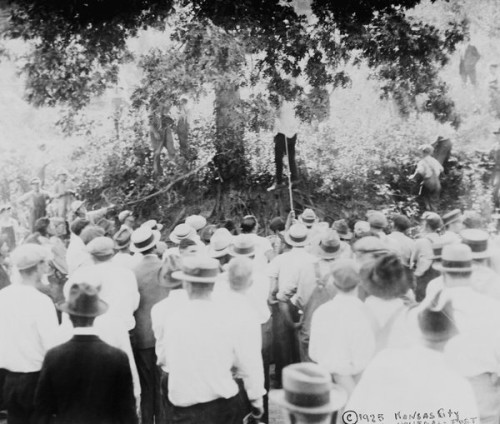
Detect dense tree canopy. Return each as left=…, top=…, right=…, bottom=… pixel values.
left=5, top=0, right=464, bottom=118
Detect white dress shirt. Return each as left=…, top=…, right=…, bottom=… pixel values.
left=364, top=296, right=416, bottom=349
left=66, top=233, right=91, bottom=274
left=347, top=346, right=479, bottom=424
left=151, top=289, right=189, bottom=371
left=0, top=284, right=59, bottom=372
left=64, top=262, right=140, bottom=331
left=48, top=316, right=141, bottom=401
left=443, top=287, right=500, bottom=377
left=162, top=298, right=265, bottom=407
left=274, top=101, right=298, bottom=138
left=309, top=292, right=375, bottom=376
left=269, top=247, right=316, bottom=302
left=213, top=269, right=271, bottom=324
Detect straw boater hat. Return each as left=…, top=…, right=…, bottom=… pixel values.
left=171, top=255, right=220, bottom=283
left=169, top=223, right=196, bottom=244
left=208, top=228, right=233, bottom=258
left=442, top=209, right=462, bottom=227
left=228, top=234, right=256, bottom=257
left=311, top=230, right=345, bottom=260
left=30, top=177, right=41, bottom=185
left=269, top=363, right=347, bottom=414
left=298, top=209, right=318, bottom=228
left=432, top=244, right=474, bottom=273
left=131, top=227, right=161, bottom=253
left=460, top=229, right=491, bottom=260
left=58, top=283, right=108, bottom=318
left=185, top=215, right=207, bottom=232
left=284, top=223, right=310, bottom=247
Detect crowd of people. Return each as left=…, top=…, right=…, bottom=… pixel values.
left=1, top=189, right=500, bottom=424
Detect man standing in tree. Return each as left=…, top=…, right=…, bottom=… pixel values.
left=149, top=102, right=176, bottom=176
left=17, top=178, right=52, bottom=232
left=268, top=99, right=299, bottom=191
left=176, top=96, right=190, bottom=160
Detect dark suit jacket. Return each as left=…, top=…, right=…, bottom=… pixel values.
left=131, top=255, right=169, bottom=349
left=35, top=335, right=138, bottom=424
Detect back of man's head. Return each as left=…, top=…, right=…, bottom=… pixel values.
left=228, top=257, right=253, bottom=292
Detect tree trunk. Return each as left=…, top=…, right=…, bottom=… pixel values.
left=214, top=85, right=247, bottom=186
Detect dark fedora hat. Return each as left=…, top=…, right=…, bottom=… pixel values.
left=58, top=283, right=108, bottom=318
left=270, top=363, right=347, bottom=414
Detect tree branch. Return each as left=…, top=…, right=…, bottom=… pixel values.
left=124, top=158, right=212, bottom=206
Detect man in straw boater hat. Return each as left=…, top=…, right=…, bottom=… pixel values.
left=161, top=255, right=265, bottom=424
left=347, top=289, right=479, bottom=424
left=151, top=252, right=186, bottom=422
left=269, top=223, right=315, bottom=380
left=269, top=362, right=347, bottom=424
left=309, top=259, right=375, bottom=398
left=69, top=199, right=115, bottom=226
left=35, top=283, right=138, bottom=424
left=431, top=243, right=500, bottom=424
left=0, top=244, right=59, bottom=424
left=460, top=229, right=500, bottom=301
left=280, top=229, right=349, bottom=362
left=208, top=227, right=233, bottom=267
left=112, top=226, right=133, bottom=267
left=225, top=237, right=272, bottom=423
left=129, top=226, right=168, bottom=424
left=64, top=236, right=139, bottom=334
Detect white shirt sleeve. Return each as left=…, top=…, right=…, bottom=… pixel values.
left=36, top=298, right=60, bottom=353
left=231, top=317, right=266, bottom=401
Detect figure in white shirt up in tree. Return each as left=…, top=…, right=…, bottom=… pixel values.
left=268, top=99, right=299, bottom=192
